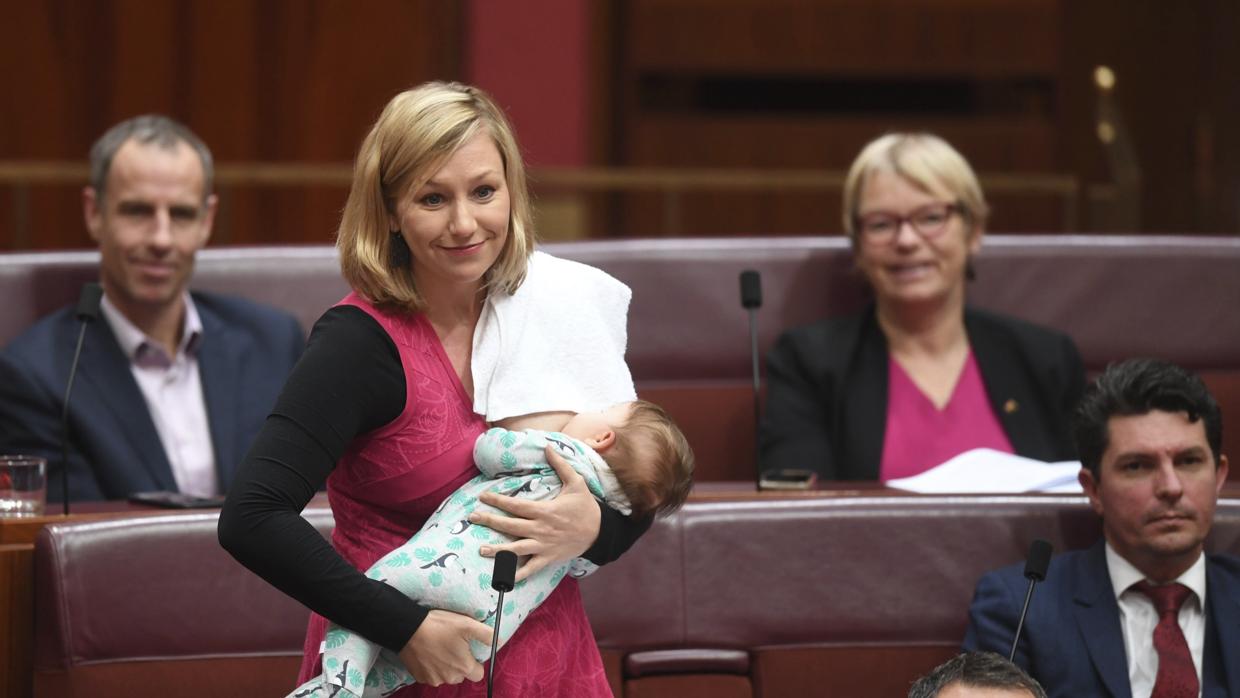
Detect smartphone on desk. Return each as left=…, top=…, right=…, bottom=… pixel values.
left=129, top=491, right=227, bottom=509
left=758, top=468, right=818, bottom=491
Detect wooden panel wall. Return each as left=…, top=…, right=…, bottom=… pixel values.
left=0, top=0, right=461, bottom=250
left=4, top=1, right=1239, bottom=246
left=605, top=0, right=1066, bottom=237
left=598, top=0, right=1240, bottom=238
left=1059, top=0, right=1240, bottom=233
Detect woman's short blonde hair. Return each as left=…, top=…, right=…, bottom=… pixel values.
left=841, top=132, right=989, bottom=239
left=337, top=81, right=534, bottom=310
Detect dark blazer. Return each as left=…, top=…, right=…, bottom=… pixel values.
left=759, top=305, right=1085, bottom=479
left=963, top=541, right=1240, bottom=698
left=0, top=291, right=304, bottom=501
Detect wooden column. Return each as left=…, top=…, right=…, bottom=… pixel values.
left=0, top=516, right=56, bottom=698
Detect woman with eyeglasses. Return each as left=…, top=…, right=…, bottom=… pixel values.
left=759, top=133, right=1085, bottom=482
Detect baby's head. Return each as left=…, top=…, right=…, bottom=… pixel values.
left=561, top=400, right=694, bottom=519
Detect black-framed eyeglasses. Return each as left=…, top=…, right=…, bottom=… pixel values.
left=856, top=203, right=961, bottom=243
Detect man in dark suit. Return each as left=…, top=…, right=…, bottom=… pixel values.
left=0, top=115, right=303, bottom=502
left=964, top=359, right=1240, bottom=697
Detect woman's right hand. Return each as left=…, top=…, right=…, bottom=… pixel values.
left=398, top=609, right=494, bottom=686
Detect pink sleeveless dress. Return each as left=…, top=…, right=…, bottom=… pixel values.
left=297, top=293, right=611, bottom=696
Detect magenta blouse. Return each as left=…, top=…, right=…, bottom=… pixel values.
left=878, top=349, right=1014, bottom=481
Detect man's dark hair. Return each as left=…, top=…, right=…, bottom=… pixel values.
left=89, top=114, right=214, bottom=204
left=1071, top=358, right=1222, bottom=479
left=908, top=652, right=1047, bottom=698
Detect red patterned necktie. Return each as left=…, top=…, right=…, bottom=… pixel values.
left=1132, top=580, right=1199, bottom=698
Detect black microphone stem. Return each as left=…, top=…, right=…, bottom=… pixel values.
left=59, top=323, right=90, bottom=516
left=1009, top=539, right=1052, bottom=662
left=60, top=283, right=102, bottom=516
left=747, top=306, right=761, bottom=490
left=1009, top=577, right=1036, bottom=662
left=487, top=550, right=516, bottom=698
left=487, top=588, right=507, bottom=698
left=739, top=270, right=763, bottom=490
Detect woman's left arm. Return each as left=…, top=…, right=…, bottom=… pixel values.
left=470, top=445, right=652, bottom=582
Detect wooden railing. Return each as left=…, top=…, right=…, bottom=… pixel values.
left=0, top=161, right=1080, bottom=243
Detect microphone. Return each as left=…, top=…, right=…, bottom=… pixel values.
left=739, top=270, right=762, bottom=490
left=740, top=269, right=761, bottom=310
left=60, top=283, right=103, bottom=516
left=1009, top=539, right=1052, bottom=662
left=487, top=550, right=517, bottom=698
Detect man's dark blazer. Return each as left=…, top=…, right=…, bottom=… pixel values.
left=963, top=541, right=1240, bottom=698
left=759, top=305, right=1086, bottom=479
left=0, top=291, right=304, bottom=501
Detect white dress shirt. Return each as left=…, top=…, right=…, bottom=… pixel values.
left=100, top=293, right=218, bottom=496
left=1107, top=543, right=1206, bottom=698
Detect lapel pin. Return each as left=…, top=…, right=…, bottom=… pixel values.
left=1004, top=399, right=1019, bottom=414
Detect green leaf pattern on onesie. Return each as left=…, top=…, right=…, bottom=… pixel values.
left=286, top=428, right=622, bottom=698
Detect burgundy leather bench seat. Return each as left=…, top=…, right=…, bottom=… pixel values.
left=583, top=490, right=1240, bottom=696
left=9, top=236, right=1240, bottom=695
left=4, top=235, right=1240, bottom=482
left=32, top=509, right=334, bottom=697
left=31, top=493, right=1240, bottom=697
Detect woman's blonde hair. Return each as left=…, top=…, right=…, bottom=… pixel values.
left=841, top=132, right=989, bottom=239
left=337, top=81, right=534, bottom=310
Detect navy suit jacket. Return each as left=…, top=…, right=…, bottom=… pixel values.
left=963, top=541, right=1240, bottom=697
left=0, top=291, right=304, bottom=501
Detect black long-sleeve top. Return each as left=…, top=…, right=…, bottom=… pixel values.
left=218, top=306, right=650, bottom=653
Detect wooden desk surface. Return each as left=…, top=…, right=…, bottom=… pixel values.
left=691, top=479, right=1240, bottom=501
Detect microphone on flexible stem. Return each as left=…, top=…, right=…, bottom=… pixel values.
left=1009, top=539, right=1053, bottom=662
left=487, top=550, right=517, bottom=698
left=60, top=283, right=103, bottom=516
left=739, top=270, right=762, bottom=490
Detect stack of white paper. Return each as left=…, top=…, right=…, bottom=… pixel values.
left=885, top=448, right=1083, bottom=494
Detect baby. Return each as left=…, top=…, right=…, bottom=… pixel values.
left=291, top=399, right=694, bottom=697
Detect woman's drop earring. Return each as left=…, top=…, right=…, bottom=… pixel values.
left=389, top=231, right=411, bottom=269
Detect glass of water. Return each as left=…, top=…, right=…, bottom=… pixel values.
left=0, top=455, right=47, bottom=517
